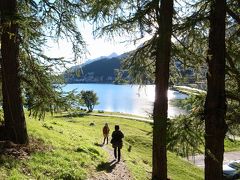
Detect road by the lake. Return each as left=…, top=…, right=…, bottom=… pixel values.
left=90, top=113, right=153, bottom=123
left=187, top=151, right=240, bottom=168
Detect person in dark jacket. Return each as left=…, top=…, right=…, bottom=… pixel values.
left=111, top=125, right=124, bottom=162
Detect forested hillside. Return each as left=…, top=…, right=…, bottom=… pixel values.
left=64, top=52, right=202, bottom=86
left=64, top=55, right=126, bottom=83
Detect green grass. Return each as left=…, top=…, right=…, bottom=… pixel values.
left=225, top=139, right=240, bottom=151
left=0, top=113, right=203, bottom=179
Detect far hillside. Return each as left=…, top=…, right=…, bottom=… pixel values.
left=64, top=53, right=127, bottom=83
left=64, top=51, right=206, bottom=87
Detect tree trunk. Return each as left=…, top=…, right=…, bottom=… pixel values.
left=0, top=0, right=29, bottom=144
left=152, top=0, right=173, bottom=179
left=204, top=0, right=227, bottom=179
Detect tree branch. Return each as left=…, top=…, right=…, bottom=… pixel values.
left=226, top=6, right=240, bottom=24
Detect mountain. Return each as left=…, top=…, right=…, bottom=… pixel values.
left=64, top=50, right=200, bottom=85
left=81, top=52, right=119, bottom=67
left=64, top=52, right=128, bottom=83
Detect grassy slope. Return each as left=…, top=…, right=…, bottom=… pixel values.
left=224, top=140, right=240, bottom=151
left=0, top=114, right=203, bottom=180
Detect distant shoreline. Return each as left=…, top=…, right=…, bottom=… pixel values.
left=63, top=82, right=203, bottom=96
left=63, top=82, right=206, bottom=96
left=64, top=82, right=154, bottom=85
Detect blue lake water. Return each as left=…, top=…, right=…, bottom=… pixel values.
left=63, top=84, right=188, bottom=117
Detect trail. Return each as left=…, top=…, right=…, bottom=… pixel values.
left=88, top=144, right=133, bottom=180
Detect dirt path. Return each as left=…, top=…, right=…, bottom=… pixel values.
left=88, top=145, right=133, bottom=180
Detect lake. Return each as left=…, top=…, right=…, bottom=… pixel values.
left=63, top=84, right=188, bottom=117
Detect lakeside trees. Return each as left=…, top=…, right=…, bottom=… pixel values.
left=79, top=90, right=99, bottom=112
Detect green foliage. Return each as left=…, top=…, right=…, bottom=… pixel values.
left=176, top=92, right=240, bottom=135
left=23, top=87, right=100, bottom=120
left=121, top=40, right=155, bottom=85
left=24, top=87, right=95, bottom=120
left=84, top=0, right=159, bottom=85
left=0, top=0, right=89, bottom=121
left=167, top=115, right=204, bottom=157
left=21, top=53, right=67, bottom=119
left=79, top=90, right=99, bottom=112
left=18, top=0, right=86, bottom=62
left=170, top=93, right=240, bottom=154
left=167, top=94, right=206, bottom=157
left=172, top=0, right=240, bottom=126
left=84, top=0, right=208, bottom=87
left=173, top=93, right=205, bottom=118
left=224, top=138, right=240, bottom=152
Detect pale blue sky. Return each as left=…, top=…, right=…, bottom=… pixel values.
left=45, top=22, right=150, bottom=67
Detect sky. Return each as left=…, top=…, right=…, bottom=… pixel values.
left=45, top=22, right=150, bottom=67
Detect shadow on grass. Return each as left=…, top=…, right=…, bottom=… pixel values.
left=94, top=142, right=103, bottom=147
left=54, top=112, right=90, bottom=119
left=96, top=160, right=117, bottom=173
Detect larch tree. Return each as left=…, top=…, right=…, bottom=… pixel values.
left=170, top=0, right=237, bottom=178
left=84, top=0, right=174, bottom=179
left=204, top=0, right=228, bottom=179
left=0, top=0, right=86, bottom=144
left=152, top=0, right=173, bottom=179
left=0, top=0, right=29, bottom=144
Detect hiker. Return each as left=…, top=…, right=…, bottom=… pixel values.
left=111, top=125, right=124, bottom=162
left=102, top=123, right=110, bottom=144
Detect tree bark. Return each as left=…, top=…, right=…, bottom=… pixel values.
left=152, top=0, right=173, bottom=179
left=0, top=0, right=29, bottom=144
left=204, top=0, right=227, bottom=179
